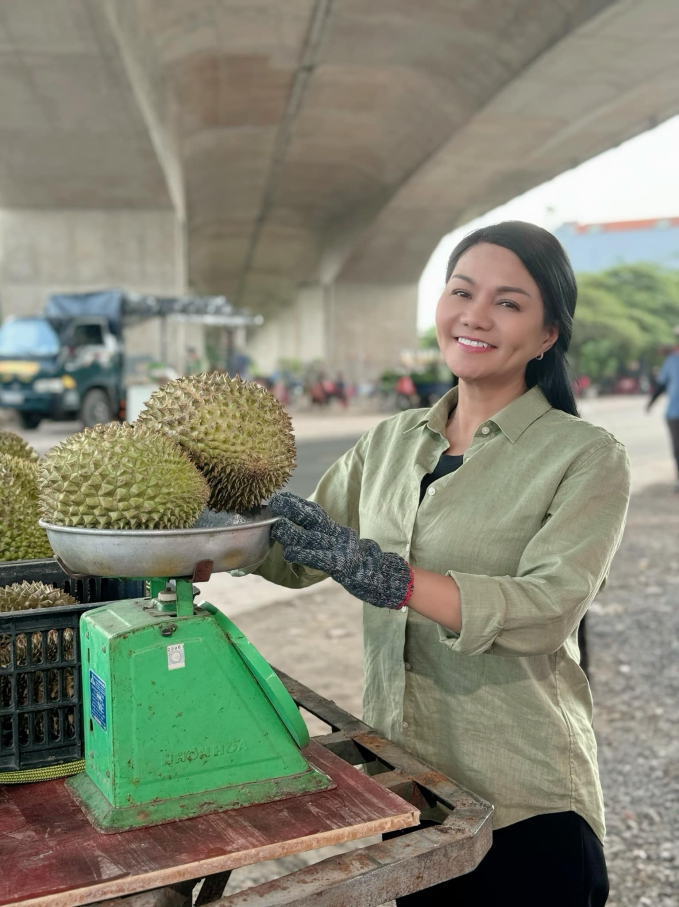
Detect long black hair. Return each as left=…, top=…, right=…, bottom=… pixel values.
left=445, top=221, right=580, bottom=417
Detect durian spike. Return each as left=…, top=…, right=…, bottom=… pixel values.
left=0, top=431, right=38, bottom=462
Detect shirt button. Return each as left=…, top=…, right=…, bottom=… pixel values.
left=404, top=662, right=411, bottom=670
left=427, top=486, right=436, bottom=496
left=481, top=426, right=490, bottom=435
left=402, top=721, right=409, bottom=729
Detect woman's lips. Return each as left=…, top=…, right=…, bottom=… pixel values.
left=455, top=338, right=496, bottom=353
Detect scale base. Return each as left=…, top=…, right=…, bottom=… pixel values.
left=66, top=764, right=334, bottom=834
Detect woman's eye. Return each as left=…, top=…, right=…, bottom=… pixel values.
left=451, top=289, right=470, bottom=298
left=499, top=300, right=519, bottom=309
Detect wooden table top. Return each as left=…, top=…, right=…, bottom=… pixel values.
left=0, top=741, right=419, bottom=907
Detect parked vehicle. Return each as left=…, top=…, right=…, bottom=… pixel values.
left=0, top=307, right=123, bottom=429
left=0, top=289, right=262, bottom=429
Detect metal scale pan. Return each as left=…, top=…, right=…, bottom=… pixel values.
left=38, top=509, right=279, bottom=579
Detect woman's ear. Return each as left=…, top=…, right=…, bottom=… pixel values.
left=542, top=324, right=559, bottom=353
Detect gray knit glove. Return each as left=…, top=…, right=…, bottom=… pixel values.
left=268, top=492, right=414, bottom=610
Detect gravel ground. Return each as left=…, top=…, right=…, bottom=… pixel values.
left=216, top=481, right=678, bottom=905
left=589, top=482, right=679, bottom=907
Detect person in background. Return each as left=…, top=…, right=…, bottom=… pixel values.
left=647, top=327, right=679, bottom=491
left=185, top=346, right=205, bottom=376
left=334, top=372, right=348, bottom=408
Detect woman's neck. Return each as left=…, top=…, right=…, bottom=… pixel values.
left=445, top=376, right=528, bottom=454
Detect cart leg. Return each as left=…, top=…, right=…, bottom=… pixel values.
left=196, top=871, right=233, bottom=905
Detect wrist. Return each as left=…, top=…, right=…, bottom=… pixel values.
left=396, top=563, right=415, bottom=610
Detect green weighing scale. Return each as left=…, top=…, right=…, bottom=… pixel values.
left=40, top=511, right=333, bottom=833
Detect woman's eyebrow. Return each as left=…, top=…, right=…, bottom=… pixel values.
left=452, top=273, right=531, bottom=298
left=497, top=285, right=531, bottom=297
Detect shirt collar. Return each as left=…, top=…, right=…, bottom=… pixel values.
left=402, top=384, right=552, bottom=443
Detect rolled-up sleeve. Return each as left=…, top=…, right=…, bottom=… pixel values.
left=438, top=440, right=631, bottom=657
left=255, top=430, right=369, bottom=589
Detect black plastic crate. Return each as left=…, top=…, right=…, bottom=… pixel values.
left=0, top=558, right=144, bottom=772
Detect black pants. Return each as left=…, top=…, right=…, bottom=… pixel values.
left=391, top=811, right=609, bottom=906
left=668, top=418, right=679, bottom=477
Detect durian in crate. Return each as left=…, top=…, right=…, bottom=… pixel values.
left=0, top=453, right=53, bottom=561
left=0, top=582, right=78, bottom=747
left=137, top=373, right=296, bottom=513
left=38, top=422, right=210, bottom=530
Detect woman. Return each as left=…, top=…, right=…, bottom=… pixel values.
left=258, top=221, right=630, bottom=906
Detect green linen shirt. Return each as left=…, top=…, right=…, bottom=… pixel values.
left=256, top=385, right=631, bottom=842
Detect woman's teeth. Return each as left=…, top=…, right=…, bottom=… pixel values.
left=457, top=337, right=493, bottom=349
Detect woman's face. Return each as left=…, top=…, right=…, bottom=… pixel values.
left=435, top=242, right=559, bottom=387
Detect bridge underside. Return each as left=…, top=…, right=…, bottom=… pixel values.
left=0, top=0, right=678, bottom=378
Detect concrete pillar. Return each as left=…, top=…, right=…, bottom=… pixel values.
left=325, top=282, right=418, bottom=385
left=243, top=281, right=417, bottom=384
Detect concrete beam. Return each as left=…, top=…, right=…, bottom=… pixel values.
left=338, top=0, right=679, bottom=283
left=0, top=1, right=170, bottom=209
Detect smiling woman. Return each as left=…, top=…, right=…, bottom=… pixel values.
left=247, top=222, right=629, bottom=907
left=439, top=221, right=578, bottom=408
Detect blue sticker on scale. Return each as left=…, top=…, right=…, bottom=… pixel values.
left=89, top=670, right=107, bottom=731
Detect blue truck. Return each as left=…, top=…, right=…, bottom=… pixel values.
left=0, top=291, right=126, bottom=429
left=0, top=289, right=260, bottom=429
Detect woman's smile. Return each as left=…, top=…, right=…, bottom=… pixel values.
left=455, top=335, right=497, bottom=353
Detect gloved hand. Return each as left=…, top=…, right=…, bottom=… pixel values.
left=268, top=492, right=413, bottom=610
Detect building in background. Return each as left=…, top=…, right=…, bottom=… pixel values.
left=554, top=218, right=679, bottom=272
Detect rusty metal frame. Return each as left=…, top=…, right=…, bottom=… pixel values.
left=94, top=670, right=493, bottom=907
left=210, top=669, right=493, bottom=906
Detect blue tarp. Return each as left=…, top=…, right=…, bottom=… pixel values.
left=46, top=289, right=125, bottom=337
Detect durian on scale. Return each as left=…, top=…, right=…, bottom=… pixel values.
left=137, top=373, right=296, bottom=513
left=39, top=422, right=210, bottom=530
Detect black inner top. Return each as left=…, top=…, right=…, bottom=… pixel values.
left=419, top=453, right=464, bottom=504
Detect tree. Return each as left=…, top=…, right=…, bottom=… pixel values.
left=570, top=264, right=679, bottom=382
left=419, top=325, right=439, bottom=350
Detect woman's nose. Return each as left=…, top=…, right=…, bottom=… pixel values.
left=460, top=299, right=494, bottom=331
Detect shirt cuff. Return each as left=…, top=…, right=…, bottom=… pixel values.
left=438, top=570, right=507, bottom=656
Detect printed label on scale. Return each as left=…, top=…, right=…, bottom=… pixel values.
left=89, top=670, right=107, bottom=731
left=167, top=643, right=185, bottom=670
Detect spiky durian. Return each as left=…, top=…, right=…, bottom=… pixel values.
left=0, top=454, right=53, bottom=561
left=0, top=581, right=76, bottom=613
left=0, top=431, right=38, bottom=463
left=136, top=373, right=296, bottom=512
left=38, top=422, right=210, bottom=530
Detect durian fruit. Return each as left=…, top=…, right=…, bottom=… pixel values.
left=0, top=582, right=77, bottom=743
left=137, top=373, right=296, bottom=512
left=0, top=581, right=76, bottom=613
left=39, top=422, right=210, bottom=529
left=0, top=431, right=38, bottom=462
left=0, top=454, right=53, bottom=561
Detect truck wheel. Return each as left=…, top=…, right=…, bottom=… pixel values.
left=80, top=389, right=113, bottom=427
left=18, top=412, right=42, bottom=430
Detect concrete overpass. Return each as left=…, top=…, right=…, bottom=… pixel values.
left=0, top=0, right=678, bottom=379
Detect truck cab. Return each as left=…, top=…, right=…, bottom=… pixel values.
left=0, top=314, right=124, bottom=429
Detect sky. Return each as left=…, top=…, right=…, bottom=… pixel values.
left=418, top=114, right=679, bottom=330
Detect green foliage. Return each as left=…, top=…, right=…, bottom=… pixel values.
left=570, top=264, right=679, bottom=381
left=419, top=325, right=439, bottom=350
